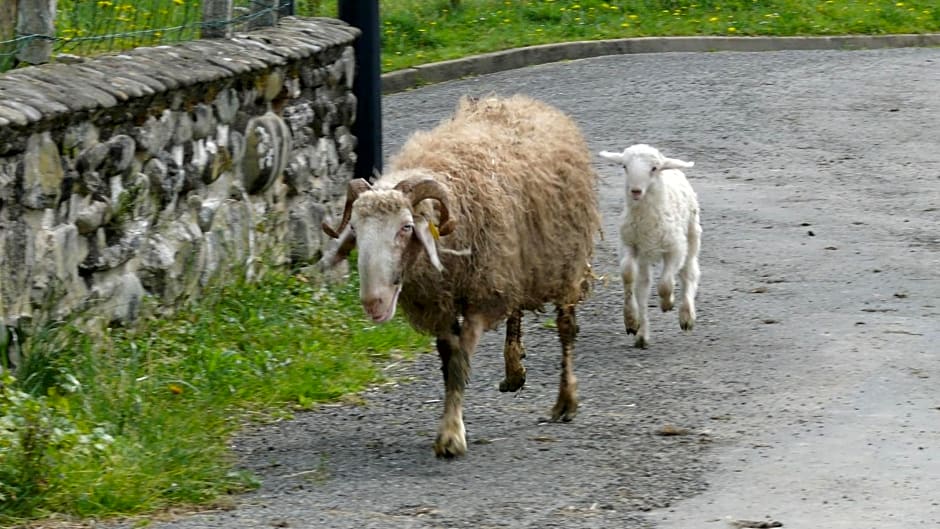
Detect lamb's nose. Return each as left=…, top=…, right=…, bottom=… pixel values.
left=630, top=189, right=643, bottom=199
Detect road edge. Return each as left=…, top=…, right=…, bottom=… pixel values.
left=381, top=33, right=940, bottom=94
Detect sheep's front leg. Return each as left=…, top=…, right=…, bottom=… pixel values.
left=679, top=222, right=702, bottom=331
left=620, top=248, right=639, bottom=335
left=434, top=315, right=482, bottom=458
left=633, top=262, right=653, bottom=348
left=499, top=309, right=527, bottom=392
left=550, top=304, right=579, bottom=422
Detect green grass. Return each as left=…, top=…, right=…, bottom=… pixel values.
left=11, top=0, right=937, bottom=73
left=0, top=265, right=430, bottom=525
left=363, top=0, right=940, bottom=72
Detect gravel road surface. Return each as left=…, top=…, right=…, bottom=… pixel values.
left=121, top=47, right=940, bottom=529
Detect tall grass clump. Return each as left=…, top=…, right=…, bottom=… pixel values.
left=0, top=265, right=429, bottom=525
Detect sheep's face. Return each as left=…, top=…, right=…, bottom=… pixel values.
left=599, top=144, right=693, bottom=202
left=351, top=192, right=415, bottom=323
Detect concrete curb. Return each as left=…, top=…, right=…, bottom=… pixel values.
left=381, top=33, right=940, bottom=94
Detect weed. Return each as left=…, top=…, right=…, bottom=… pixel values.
left=0, top=266, right=428, bottom=523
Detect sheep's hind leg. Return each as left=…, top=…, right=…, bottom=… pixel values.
left=499, top=309, right=527, bottom=392
left=621, top=250, right=639, bottom=335
left=679, top=222, right=701, bottom=331
left=550, top=304, right=579, bottom=422
left=434, top=316, right=482, bottom=458
left=658, top=251, right=683, bottom=313
left=633, top=263, right=653, bottom=348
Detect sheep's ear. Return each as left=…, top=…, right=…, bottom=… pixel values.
left=599, top=150, right=625, bottom=164
left=662, top=157, right=694, bottom=170
left=317, top=227, right=357, bottom=271
left=414, top=218, right=444, bottom=272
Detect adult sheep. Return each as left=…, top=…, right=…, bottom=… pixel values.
left=320, top=95, right=600, bottom=457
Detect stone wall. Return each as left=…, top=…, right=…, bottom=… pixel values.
left=0, top=17, right=360, bottom=366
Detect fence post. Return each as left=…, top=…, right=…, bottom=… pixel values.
left=247, top=0, right=278, bottom=30
left=278, top=0, right=295, bottom=17
left=202, top=0, right=234, bottom=38
left=338, top=0, right=382, bottom=179
left=0, top=2, right=16, bottom=70
left=16, top=0, right=55, bottom=65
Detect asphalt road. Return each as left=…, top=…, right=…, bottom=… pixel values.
left=124, top=47, right=940, bottom=529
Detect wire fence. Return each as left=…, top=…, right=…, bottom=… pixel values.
left=0, top=0, right=333, bottom=73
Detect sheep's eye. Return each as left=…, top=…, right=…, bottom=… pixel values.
left=651, top=166, right=658, bottom=172
left=400, top=224, right=414, bottom=234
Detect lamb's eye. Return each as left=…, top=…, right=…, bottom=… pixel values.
left=400, top=224, right=414, bottom=234
left=651, top=166, right=658, bottom=172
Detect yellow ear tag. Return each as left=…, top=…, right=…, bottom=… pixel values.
left=428, top=221, right=440, bottom=241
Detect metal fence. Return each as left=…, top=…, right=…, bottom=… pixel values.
left=0, top=0, right=328, bottom=73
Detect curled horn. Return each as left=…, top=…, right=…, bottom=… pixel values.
left=394, top=177, right=456, bottom=236
left=322, top=178, right=373, bottom=239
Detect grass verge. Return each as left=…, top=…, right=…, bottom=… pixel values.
left=303, top=0, right=940, bottom=72
left=0, top=265, right=429, bottom=525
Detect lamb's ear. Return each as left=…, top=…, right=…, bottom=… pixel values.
left=598, top=150, right=625, bottom=164
left=414, top=218, right=444, bottom=272
left=662, top=157, right=694, bottom=170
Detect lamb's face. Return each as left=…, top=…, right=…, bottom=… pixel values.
left=599, top=144, right=694, bottom=202
left=351, top=192, right=415, bottom=323
left=622, top=153, right=662, bottom=202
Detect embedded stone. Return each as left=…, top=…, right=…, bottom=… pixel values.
left=214, top=88, right=239, bottom=124
left=104, top=134, right=136, bottom=175
left=242, top=112, right=292, bottom=194
left=22, top=132, right=64, bottom=209
left=261, top=69, right=284, bottom=101
left=138, top=110, right=176, bottom=155
left=192, top=103, right=215, bottom=139
left=89, top=271, right=144, bottom=324
left=75, top=199, right=111, bottom=234
left=174, top=113, right=194, bottom=144
left=76, top=143, right=109, bottom=173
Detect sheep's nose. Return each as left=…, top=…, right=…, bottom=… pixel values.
left=630, top=189, right=643, bottom=199
left=363, top=297, right=384, bottom=318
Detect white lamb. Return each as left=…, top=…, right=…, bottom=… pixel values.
left=599, top=144, right=701, bottom=348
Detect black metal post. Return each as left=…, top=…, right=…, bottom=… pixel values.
left=338, top=0, right=382, bottom=180
left=278, top=0, right=294, bottom=17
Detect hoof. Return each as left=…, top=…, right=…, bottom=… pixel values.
left=434, top=430, right=467, bottom=458
left=549, top=399, right=578, bottom=423
left=499, top=370, right=527, bottom=392
left=625, top=323, right=637, bottom=335
left=680, top=306, right=695, bottom=331
left=634, top=336, right=648, bottom=349
left=660, top=298, right=674, bottom=312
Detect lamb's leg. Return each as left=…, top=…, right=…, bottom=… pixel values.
left=620, top=249, right=639, bottom=335
left=634, top=262, right=653, bottom=348
left=658, top=250, right=683, bottom=313
left=679, top=221, right=702, bottom=331
left=499, top=309, right=527, bottom=392
left=550, top=304, right=579, bottom=422
left=434, top=315, right=482, bottom=458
